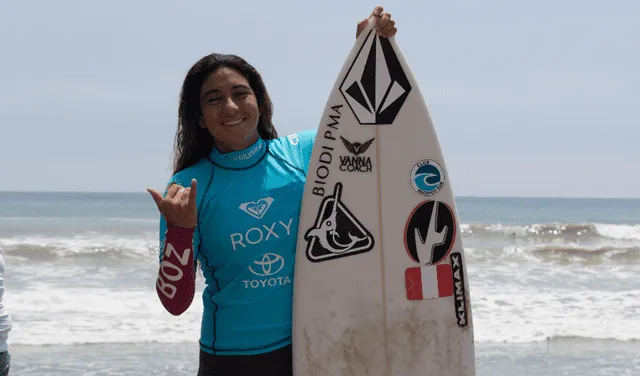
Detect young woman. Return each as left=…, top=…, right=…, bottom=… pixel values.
left=147, top=6, right=397, bottom=375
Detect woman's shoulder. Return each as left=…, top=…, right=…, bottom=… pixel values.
left=266, top=129, right=317, bottom=171
left=268, top=128, right=317, bottom=155
left=165, top=158, right=213, bottom=189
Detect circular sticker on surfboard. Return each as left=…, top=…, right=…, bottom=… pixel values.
left=410, top=159, right=445, bottom=197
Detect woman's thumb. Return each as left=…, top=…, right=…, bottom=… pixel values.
left=146, top=188, right=164, bottom=210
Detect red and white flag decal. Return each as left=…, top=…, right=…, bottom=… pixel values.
left=405, top=264, right=453, bottom=300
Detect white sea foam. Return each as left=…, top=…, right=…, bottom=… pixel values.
left=1, top=234, right=158, bottom=259
left=5, top=283, right=205, bottom=346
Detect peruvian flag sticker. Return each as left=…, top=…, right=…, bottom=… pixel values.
left=405, top=264, right=454, bottom=300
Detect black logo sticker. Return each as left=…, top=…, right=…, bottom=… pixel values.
left=339, top=137, right=374, bottom=173
left=450, top=252, right=469, bottom=327
left=340, top=29, right=412, bottom=125
left=305, top=182, right=374, bottom=262
left=404, top=201, right=456, bottom=266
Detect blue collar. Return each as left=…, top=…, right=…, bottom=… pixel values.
left=208, top=137, right=267, bottom=170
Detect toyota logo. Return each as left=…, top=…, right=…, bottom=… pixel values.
left=249, top=253, right=284, bottom=276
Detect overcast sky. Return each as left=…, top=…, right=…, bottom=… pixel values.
left=1, top=0, right=638, bottom=198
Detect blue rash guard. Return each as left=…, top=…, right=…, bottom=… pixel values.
left=158, top=129, right=316, bottom=356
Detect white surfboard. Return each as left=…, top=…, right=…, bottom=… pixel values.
left=292, top=16, right=476, bottom=376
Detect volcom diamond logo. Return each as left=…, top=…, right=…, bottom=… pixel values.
left=239, top=197, right=274, bottom=219
left=340, top=29, right=411, bottom=125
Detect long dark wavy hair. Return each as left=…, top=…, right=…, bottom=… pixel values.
left=172, top=53, right=278, bottom=174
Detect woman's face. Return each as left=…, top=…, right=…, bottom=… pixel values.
left=199, top=67, right=260, bottom=153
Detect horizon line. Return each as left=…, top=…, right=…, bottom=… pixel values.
left=0, top=190, right=638, bottom=200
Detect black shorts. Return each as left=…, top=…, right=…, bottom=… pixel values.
left=197, top=344, right=292, bottom=376
left=0, top=351, right=9, bottom=376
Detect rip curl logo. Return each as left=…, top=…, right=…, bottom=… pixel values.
left=340, top=29, right=411, bottom=125
left=239, top=197, right=274, bottom=219
left=305, top=182, right=374, bottom=262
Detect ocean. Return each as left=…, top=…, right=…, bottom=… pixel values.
left=0, top=192, right=638, bottom=375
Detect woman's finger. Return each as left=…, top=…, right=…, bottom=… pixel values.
left=370, top=5, right=383, bottom=18
left=356, top=18, right=368, bottom=38
left=189, top=179, right=198, bottom=202
left=165, top=183, right=181, bottom=199
left=381, top=21, right=396, bottom=36
left=147, top=188, right=164, bottom=211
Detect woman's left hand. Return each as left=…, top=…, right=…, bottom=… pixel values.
left=356, top=6, right=397, bottom=39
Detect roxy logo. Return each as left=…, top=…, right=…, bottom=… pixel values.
left=239, top=197, right=274, bottom=219
left=339, top=137, right=374, bottom=173
left=339, top=29, right=411, bottom=125
left=230, top=218, right=294, bottom=251
left=243, top=253, right=291, bottom=289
